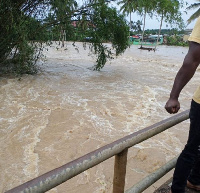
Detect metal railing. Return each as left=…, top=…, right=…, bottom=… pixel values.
left=5, top=110, right=190, bottom=193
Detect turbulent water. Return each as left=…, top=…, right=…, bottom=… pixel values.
left=1, top=42, right=200, bottom=193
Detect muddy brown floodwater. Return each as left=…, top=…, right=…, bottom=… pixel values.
left=1, top=42, right=200, bottom=193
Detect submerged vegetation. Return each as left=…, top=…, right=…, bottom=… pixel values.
left=0, top=0, right=194, bottom=75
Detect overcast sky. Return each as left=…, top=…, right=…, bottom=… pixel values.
left=124, top=0, right=198, bottom=29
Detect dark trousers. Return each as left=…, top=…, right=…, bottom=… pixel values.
left=171, top=100, right=200, bottom=193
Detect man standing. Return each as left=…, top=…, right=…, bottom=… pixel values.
left=165, top=17, right=200, bottom=193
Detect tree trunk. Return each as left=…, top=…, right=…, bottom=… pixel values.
left=61, top=28, right=65, bottom=47
left=141, top=11, right=146, bottom=47
left=155, top=12, right=163, bottom=50
left=59, top=27, right=65, bottom=47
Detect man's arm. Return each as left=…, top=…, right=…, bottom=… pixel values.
left=165, top=41, right=200, bottom=114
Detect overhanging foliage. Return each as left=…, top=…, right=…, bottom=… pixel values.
left=0, top=0, right=130, bottom=75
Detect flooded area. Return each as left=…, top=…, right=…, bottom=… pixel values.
left=1, top=42, right=200, bottom=193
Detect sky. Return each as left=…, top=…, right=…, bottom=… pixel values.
left=124, top=0, right=198, bottom=29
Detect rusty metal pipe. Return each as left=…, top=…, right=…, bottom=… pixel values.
left=5, top=110, right=189, bottom=193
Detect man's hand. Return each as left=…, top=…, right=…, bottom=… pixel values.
left=165, top=98, right=180, bottom=114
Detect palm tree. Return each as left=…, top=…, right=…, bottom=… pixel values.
left=139, top=0, right=157, bottom=46
left=118, top=0, right=140, bottom=30
left=155, top=0, right=181, bottom=49
left=186, top=0, right=200, bottom=24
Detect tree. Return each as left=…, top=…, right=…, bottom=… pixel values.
left=131, top=20, right=142, bottom=32
left=0, top=1, right=47, bottom=75
left=0, top=0, right=130, bottom=75
left=87, top=0, right=130, bottom=70
left=186, top=0, right=200, bottom=24
left=155, top=0, right=183, bottom=49
left=47, top=0, right=130, bottom=70
left=49, top=0, right=78, bottom=47
left=139, top=0, right=157, bottom=46
left=117, top=0, right=141, bottom=31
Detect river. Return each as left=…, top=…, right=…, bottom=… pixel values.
left=1, top=42, right=199, bottom=193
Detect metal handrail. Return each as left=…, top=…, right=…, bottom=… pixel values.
left=125, top=156, right=178, bottom=193
left=5, top=110, right=190, bottom=193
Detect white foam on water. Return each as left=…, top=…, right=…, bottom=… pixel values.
left=0, top=42, right=198, bottom=192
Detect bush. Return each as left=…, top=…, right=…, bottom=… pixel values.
left=166, top=35, right=189, bottom=47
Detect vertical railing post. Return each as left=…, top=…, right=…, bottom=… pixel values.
left=113, top=149, right=128, bottom=193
